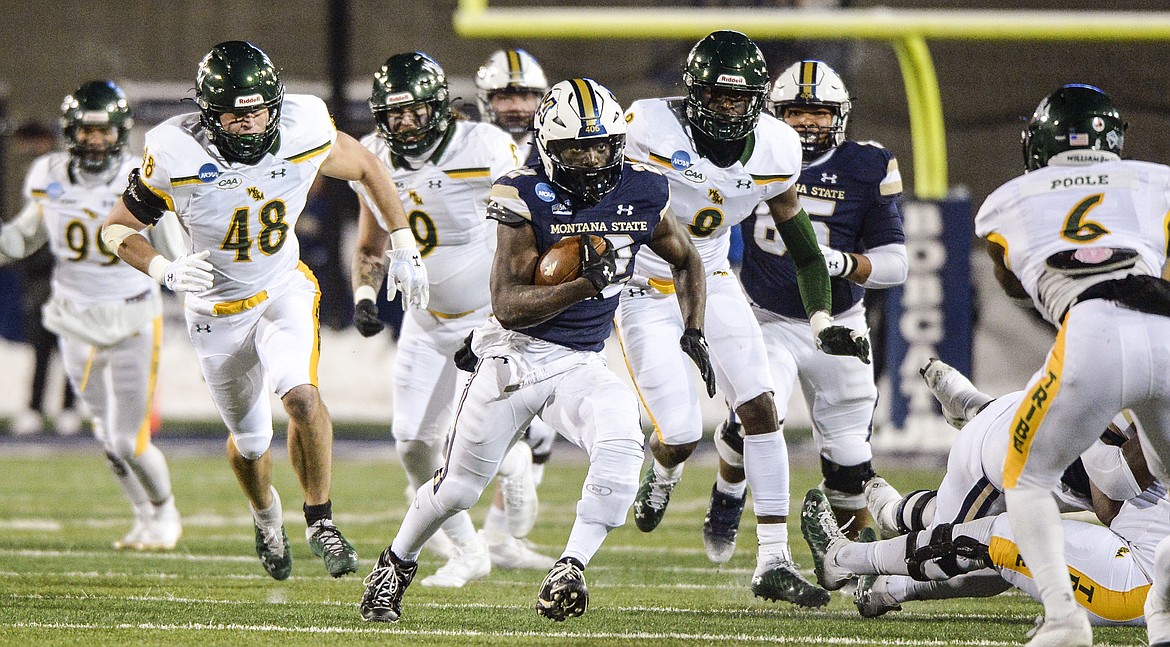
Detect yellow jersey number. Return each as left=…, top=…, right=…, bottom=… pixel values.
left=221, top=200, right=289, bottom=261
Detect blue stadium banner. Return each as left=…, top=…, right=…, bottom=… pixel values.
left=878, top=197, right=973, bottom=451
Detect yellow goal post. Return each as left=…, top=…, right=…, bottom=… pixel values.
left=453, top=1, right=1170, bottom=200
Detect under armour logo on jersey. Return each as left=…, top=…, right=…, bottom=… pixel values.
left=408, top=190, right=424, bottom=205
left=708, top=188, right=724, bottom=205
left=626, top=287, right=647, bottom=297
left=246, top=187, right=265, bottom=201
left=428, top=180, right=443, bottom=189
left=821, top=173, right=839, bottom=184
left=616, top=204, right=634, bottom=216
left=194, top=324, right=212, bottom=333
left=270, top=168, right=287, bottom=179
left=735, top=180, right=752, bottom=189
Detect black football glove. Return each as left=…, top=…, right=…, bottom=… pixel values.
left=816, top=325, right=871, bottom=364
left=579, top=234, right=617, bottom=294
left=353, top=299, right=385, bottom=337
left=454, top=332, right=479, bottom=372
left=680, top=328, right=717, bottom=398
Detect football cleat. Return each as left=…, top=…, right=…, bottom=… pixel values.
left=360, top=547, right=419, bottom=623
left=536, top=557, right=589, bottom=621
left=485, top=531, right=556, bottom=571
left=1024, top=611, right=1092, bottom=647
left=421, top=533, right=491, bottom=588
left=800, top=489, right=853, bottom=591
left=863, top=476, right=905, bottom=539
left=113, top=515, right=150, bottom=551
left=137, top=499, right=182, bottom=551
left=853, top=527, right=901, bottom=618
left=254, top=521, right=293, bottom=581
left=306, top=519, right=358, bottom=578
left=920, top=358, right=991, bottom=429
left=750, top=555, right=830, bottom=608
left=632, top=465, right=676, bottom=533
left=702, top=484, right=746, bottom=564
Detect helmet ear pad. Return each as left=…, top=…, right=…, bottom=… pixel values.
left=196, top=41, right=285, bottom=164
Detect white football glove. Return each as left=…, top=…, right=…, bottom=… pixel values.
left=818, top=244, right=856, bottom=278
left=386, top=248, right=430, bottom=311
left=158, top=250, right=214, bottom=293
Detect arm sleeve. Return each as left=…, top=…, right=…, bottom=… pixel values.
left=122, top=168, right=170, bottom=225
left=861, top=243, right=908, bottom=289
left=776, top=208, right=831, bottom=316
left=146, top=211, right=189, bottom=261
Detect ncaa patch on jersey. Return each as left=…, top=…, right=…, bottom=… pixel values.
left=671, top=151, right=691, bottom=170
left=198, top=163, right=220, bottom=183
left=535, top=182, right=557, bottom=202
left=46, top=182, right=64, bottom=199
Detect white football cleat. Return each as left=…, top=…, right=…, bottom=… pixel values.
left=113, top=515, right=150, bottom=551
left=919, top=358, right=991, bottom=429
left=422, top=528, right=454, bottom=560
left=421, top=533, right=491, bottom=588
left=139, top=499, right=182, bottom=551
left=484, top=531, right=555, bottom=570
left=864, top=477, right=904, bottom=539
left=1024, top=611, right=1092, bottom=646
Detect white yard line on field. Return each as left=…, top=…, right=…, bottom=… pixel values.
left=2, top=620, right=1052, bottom=646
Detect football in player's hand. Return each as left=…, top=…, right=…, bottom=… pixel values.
left=534, top=235, right=608, bottom=285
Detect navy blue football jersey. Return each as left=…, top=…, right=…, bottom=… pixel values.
left=486, top=161, right=668, bottom=351
left=741, top=141, right=904, bottom=318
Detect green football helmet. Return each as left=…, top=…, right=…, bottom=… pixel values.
left=60, top=80, right=134, bottom=173
left=1022, top=84, right=1125, bottom=171
left=683, top=30, right=769, bottom=142
left=370, top=52, right=451, bottom=158
left=196, top=41, right=284, bottom=164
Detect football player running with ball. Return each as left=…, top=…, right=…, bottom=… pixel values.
left=350, top=51, right=554, bottom=584
left=702, top=59, right=907, bottom=563
left=1, top=81, right=185, bottom=552
left=978, top=84, right=1170, bottom=646
left=102, top=41, right=428, bottom=580
left=618, top=31, right=868, bottom=607
left=359, top=78, right=708, bottom=624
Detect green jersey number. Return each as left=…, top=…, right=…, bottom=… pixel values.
left=221, top=200, right=290, bottom=262
left=1061, top=193, right=1110, bottom=243
left=64, top=216, right=119, bottom=265
left=409, top=210, right=438, bottom=257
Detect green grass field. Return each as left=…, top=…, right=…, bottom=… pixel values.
left=0, top=438, right=1149, bottom=646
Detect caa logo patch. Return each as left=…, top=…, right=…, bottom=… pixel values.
left=198, top=163, right=220, bottom=183
left=46, top=182, right=65, bottom=199
left=216, top=176, right=242, bottom=190
left=682, top=167, right=706, bottom=183
left=670, top=150, right=692, bottom=170
left=534, top=182, right=557, bottom=203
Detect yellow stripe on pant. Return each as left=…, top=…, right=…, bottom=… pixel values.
left=135, top=316, right=163, bottom=457
left=296, top=262, right=322, bottom=387
left=1002, top=319, right=1069, bottom=489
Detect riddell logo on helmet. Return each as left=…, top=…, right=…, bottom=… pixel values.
left=386, top=91, right=414, bottom=104
left=234, top=94, right=264, bottom=108
left=717, top=74, right=747, bottom=86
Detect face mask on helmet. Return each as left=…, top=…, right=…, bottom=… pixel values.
left=536, top=78, right=627, bottom=206
left=371, top=52, right=452, bottom=158
left=60, top=80, right=134, bottom=173
left=771, top=60, right=851, bottom=160
left=683, top=30, right=769, bottom=142
left=196, top=41, right=284, bottom=165
left=1021, top=84, right=1126, bottom=172
left=476, top=48, right=548, bottom=136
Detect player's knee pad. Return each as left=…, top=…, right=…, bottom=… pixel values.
left=905, top=523, right=991, bottom=582
left=433, top=470, right=488, bottom=513
left=396, top=439, right=441, bottom=486
left=232, top=428, right=274, bottom=461
left=894, top=489, right=937, bottom=534
left=100, top=434, right=139, bottom=462
left=104, top=451, right=130, bottom=477
left=578, top=438, right=643, bottom=529
left=714, top=417, right=745, bottom=468
left=821, top=457, right=875, bottom=496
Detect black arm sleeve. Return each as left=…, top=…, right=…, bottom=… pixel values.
left=121, top=168, right=169, bottom=226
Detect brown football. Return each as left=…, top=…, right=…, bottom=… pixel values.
left=534, top=235, right=608, bottom=286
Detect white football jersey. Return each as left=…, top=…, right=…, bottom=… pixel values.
left=350, top=120, right=518, bottom=314
left=623, top=97, right=803, bottom=278
left=139, top=94, right=337, bottom=302
left=23, top=151, right=156, bottom=305
left=975, top=160, right=1170, bottom=325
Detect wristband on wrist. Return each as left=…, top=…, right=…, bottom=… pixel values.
left=147, top=255, right=171, bottom=284
left=389, top=228, right=416, bottom=251
left=809, top=310, right=834, bottom=336
left=354, top=285, right=377, bottom=304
